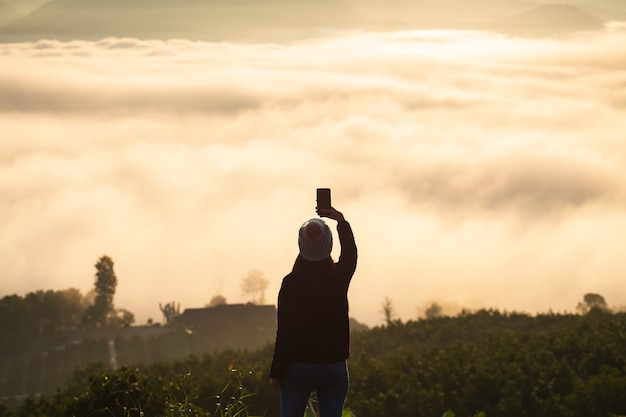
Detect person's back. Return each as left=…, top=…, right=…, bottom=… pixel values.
left=270, top=207, right=357, bottom=417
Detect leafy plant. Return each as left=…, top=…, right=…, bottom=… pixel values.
left=210, top=360, right=263, bottom=417
left=165, top=372, right=210, bottom=417
left=303, top=393, right=355, bottom=417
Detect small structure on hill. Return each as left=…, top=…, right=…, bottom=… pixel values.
left=176, top=303, right=275, bottom=329
left=174, top=303, right=277, bottom=350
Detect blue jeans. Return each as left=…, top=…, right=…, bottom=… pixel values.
left=280, top=361, right=349, bottom=417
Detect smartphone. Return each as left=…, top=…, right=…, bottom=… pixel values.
left=316, top=188, right=331, bottom=209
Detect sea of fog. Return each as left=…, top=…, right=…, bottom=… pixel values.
left=1, top=27, right=625, bottom=325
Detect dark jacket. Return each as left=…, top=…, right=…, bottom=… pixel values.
left=270, top=220, right=357, bottom=379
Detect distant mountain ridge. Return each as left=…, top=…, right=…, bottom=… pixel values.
left=0, top=0, right=616, bottom=42
left=0, top=0, right=361, bottom=41
left=500, top=4, right=605, bottom=35
left=0, top=0, right=21, bottom=26
left=518, top=4, right=601, bottom=25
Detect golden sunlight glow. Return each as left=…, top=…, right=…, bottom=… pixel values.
left=1, top=27, right=626, bottom=326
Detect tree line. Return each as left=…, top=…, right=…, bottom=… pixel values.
left=0, top=255, right=133, bottom=357
left=1, top=307, right=625, bottom=417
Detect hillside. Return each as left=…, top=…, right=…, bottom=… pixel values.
left=1, top=0, right=619, bottom=42
left=3, top=309, right=625, bottom=416
left=577, top=0, right=626, bottom=11
left=349, top=0, right=529, bottom=30
left=497, top=3, right=605, bottom=36
left=349, top=0, right=615, bottom=32
left=347, top=309, right=626, bottom=417
left=1, top=0, right=47, bottom=14
left=0, top=0, right=361, bottom=42
left=0, top=0, right=21, bottom=26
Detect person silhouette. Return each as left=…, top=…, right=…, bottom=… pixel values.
left=269, top=206, right=358, bottom=417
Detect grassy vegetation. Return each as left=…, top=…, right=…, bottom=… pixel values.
left=2, top=308, right=626, bottom=417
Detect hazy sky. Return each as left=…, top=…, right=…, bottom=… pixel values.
left=2, top=26, right=626, bottom=326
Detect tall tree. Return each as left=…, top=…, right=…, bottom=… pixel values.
left=207, top=295, right=227, bottom=307
left=240, top=269, right=268, bottom=305
left=424, top=302, right=443, bottom=319
left=576, top=293, right=610, bottom=314
left=380, top=296, right=397, bottom=326
left=83, top=255, right=118, bottom=327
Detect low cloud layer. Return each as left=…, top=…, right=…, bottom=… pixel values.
left=1, top=28, right=625, bottom=325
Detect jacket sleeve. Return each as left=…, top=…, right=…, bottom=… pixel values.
left=337, top=220, right=357, bottom=285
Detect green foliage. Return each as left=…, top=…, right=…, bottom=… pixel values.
left=303, top=393, right=355, bottom=417
left=211, top=361, right=263, bottom=417
left=0, top=289, right=88, bottom=356
left=83, top=255, right=128, bottom=328
left=3, top=309, right=626, bottom=417
left=0, top=255, right=134, bottom=359
left=8, top=358, right=271, bottom=417
left=0, top=403, right=13, bottom=417
left=94, top=256, right=117, bottom=305
left=304, top=398, right=317, bottom=417
left=347, top=309, right=626, bottom=417
left=576, top=292, right=611, bottom=315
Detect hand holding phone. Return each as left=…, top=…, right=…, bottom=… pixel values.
left=316, top=188, right=344, bottom=221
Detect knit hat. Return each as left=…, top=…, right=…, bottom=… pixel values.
left=298, top=218, right=333, bottom=261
